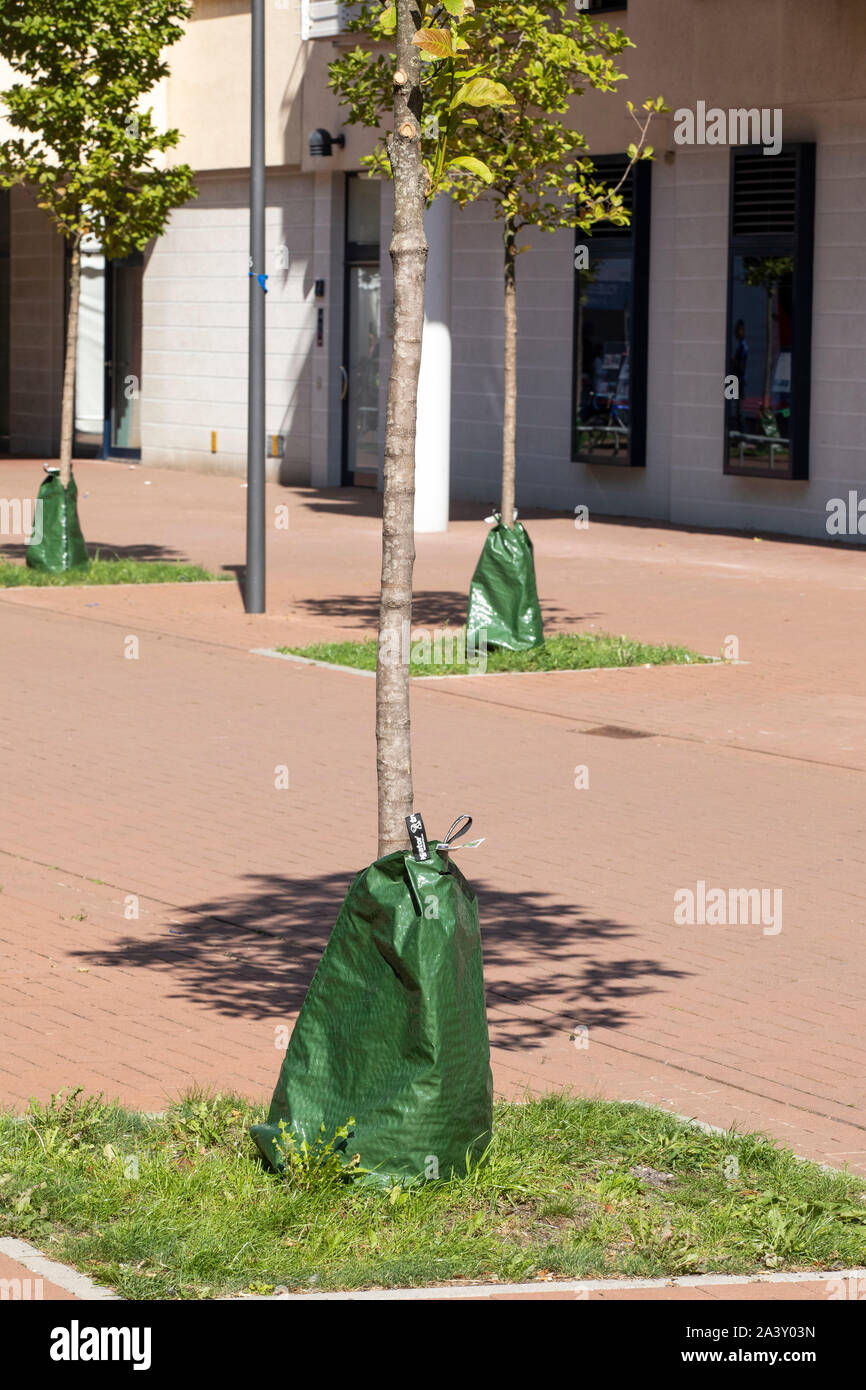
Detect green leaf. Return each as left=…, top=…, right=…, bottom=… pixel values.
left=450, top=77, right=514, bottom=111
left=411, top=28, right=455, bottom=60
left=447, top=155, right=494, bottom=184
left=377, top=5, right=396, bottom=35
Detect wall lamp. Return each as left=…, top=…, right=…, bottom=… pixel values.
left=308, top=128, right=346, bottom=158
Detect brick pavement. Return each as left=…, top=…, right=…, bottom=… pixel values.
left=0, top=458, right=864, bottom=1180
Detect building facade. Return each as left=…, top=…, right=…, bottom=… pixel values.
left=2, top=0, right=866, bottom=541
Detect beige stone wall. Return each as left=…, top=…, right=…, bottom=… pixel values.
left=165, top=0, right=305, bottom=172
left=572, top=0, right=866, bottom=155
left=140, top=169, right=321, bottom=481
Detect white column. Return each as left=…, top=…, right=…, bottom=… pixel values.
left=414, top=196, right=452, bottom=532
left=75, top=235, right=105, bottom=445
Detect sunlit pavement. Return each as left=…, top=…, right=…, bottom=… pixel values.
left=1, top=458, right=864, bottom=1178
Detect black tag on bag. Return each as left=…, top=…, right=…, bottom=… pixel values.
left=405, top=812, right=431, bottom=862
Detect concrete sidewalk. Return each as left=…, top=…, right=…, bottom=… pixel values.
left=1, top=459, right=865, bottom=1179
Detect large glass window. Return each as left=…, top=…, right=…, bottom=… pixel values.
left=573, top=157, right=650, bottom=467
left=725, top=146, right=814, bottom=480
left=0, top=190, right=9, bottom=453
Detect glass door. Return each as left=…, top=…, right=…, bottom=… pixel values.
left=345, top=264, right=381, bottom=485
left=342, top=175, right=381, bottom=486
left=105, top=252, right=143, bottom=458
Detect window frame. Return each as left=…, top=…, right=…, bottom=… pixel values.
left=723, top=143, right=815, bottom=482
left=571, top=157, right=651, bottom=468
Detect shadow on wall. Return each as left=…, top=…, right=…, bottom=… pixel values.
left=274, top=38, right=333, bottom=487
left=71, top=868, right=690, bottom=1051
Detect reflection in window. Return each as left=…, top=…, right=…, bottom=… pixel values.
left=347, top=265, right=381, bottom=477
left=725, top=147, right=814, bottom=480
left=728, top=255, right=794, bottom=472
left=576, top=254, right=632, bottom=461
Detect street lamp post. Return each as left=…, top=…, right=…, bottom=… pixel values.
left=245, top=0, right=266, bottom=613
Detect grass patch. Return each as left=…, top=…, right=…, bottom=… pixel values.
left=0, top=556, right=228, bottom=587
left=277, top=631, right=711, bottom=677
left=1, top=1089, right=863, bottom=1299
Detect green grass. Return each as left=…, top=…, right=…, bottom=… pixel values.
left=0, top=556, right=228, bottom=587
left=1, top=1089, right=863, bottom=1299
left=278, top=631, right=711, bottom=677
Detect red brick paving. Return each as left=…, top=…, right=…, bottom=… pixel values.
left=0, top=458, right=865, bottom=1182
left=0, top=1250, right=78, bottom=1301
left=432, top=1279, right=858, bottom=1301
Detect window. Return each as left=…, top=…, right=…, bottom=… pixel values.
left=0, top=190, right=9, bottom=453
left=725, top=145, right=815, bottom=480
left=573, top=156, right=651, bottom=467
left=300, top=0, right=358, bottom=40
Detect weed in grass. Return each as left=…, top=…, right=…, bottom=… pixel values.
left=268, top=1117, right=366, bottom=1189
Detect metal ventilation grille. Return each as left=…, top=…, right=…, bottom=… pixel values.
left=586, top=157, right=633, bottom=238
left=732, top=152, right=798, bottom=237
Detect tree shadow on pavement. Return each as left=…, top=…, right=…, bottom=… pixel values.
left=296, top=591, right=588, bottom=632
left=0, top=539, right=189, bottom=563
left=73, top=870, right=689, bottom=1049
left=292, top=488, right=578, bottom=526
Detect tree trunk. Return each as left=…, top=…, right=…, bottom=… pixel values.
left=500, top=218, right=517, bottom=528
left=59, top=234, right=81, bottom=487
left=376, top=0, right=428, bottom=858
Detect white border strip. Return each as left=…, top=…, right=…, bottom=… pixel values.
left=234, top=1267, right=866, bottom=1301
left=251, top=648, right=375, bottom=676
left=0, top=1237, right=121, bottom=1300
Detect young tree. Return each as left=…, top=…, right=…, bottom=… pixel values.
left=0, top=0, right=196, bottom=499
left=331, top=0, right=663, bottom=533
left=375, top=0, right=429, bottom=855
left=341, top=2, right=513, bottom=853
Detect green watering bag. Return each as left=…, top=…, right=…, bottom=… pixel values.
left=466, top=515, right=543, bottom=652
left=251, top=815, right=493, bottom=1185
left=26, top=471, right=88, bottom=573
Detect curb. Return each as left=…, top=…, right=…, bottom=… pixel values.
left=0, top=1238, right=121, bottom=1300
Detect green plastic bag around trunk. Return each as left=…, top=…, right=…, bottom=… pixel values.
left=26, top=472, right=89, bottom=573
left=251, top=827, right=493, bottom=1185
left=466, top=516, right=543, bottom=652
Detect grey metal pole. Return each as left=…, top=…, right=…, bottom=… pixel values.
left=245, top=0, right=266, bottom=613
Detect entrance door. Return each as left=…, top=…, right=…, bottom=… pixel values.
left=342, top=175, right=381, bottom=487
left=104, top=252, right=143, bottom=458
